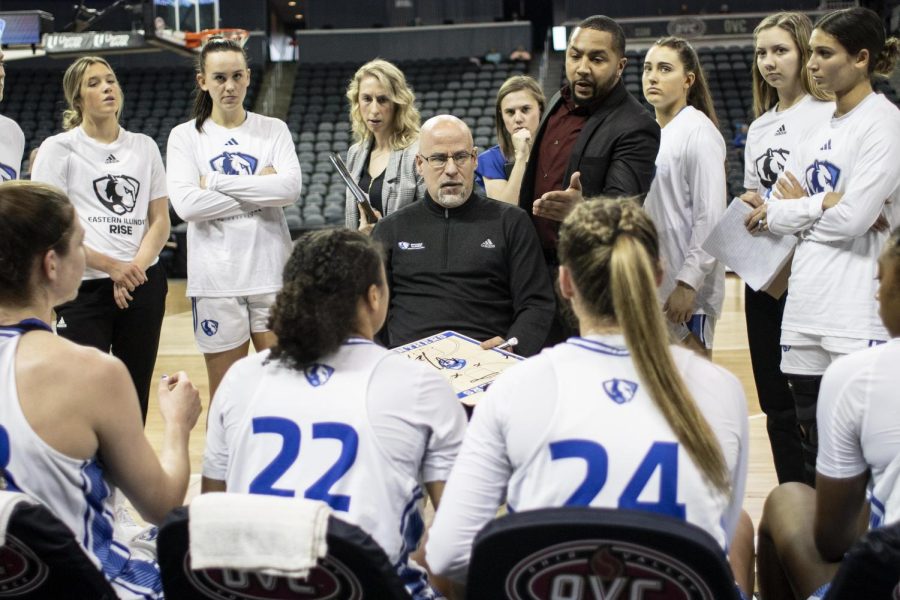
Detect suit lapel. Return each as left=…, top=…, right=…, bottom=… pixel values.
left=566, top=80, right=628, bottom=176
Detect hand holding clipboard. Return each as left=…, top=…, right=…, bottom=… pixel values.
left=329, top=153, right=379, bottom=224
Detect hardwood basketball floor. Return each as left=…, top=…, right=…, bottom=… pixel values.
left=144, top=275, right=778, bottom=528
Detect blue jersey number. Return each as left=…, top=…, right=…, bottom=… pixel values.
left=248, top=417, right=359, bottom=511
left=549, top=439, right=686, bottom=519
left=0, top=425, right=20, bottom=492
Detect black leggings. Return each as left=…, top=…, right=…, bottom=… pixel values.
left=55, top=262, right=168, bottom=424
left=744, top=285, right=805, bottom=484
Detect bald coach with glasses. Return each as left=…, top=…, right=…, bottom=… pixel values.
left=372, top=115, right=554, bottom=357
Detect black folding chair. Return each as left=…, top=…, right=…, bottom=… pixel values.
left=0, top=491, right=117, bottom=599
left=466, top=507, right=740, bottom=600
left=158, top=505, right=410, bottom=599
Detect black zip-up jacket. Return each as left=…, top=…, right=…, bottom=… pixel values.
left=372, top=193, right=555, bottom=356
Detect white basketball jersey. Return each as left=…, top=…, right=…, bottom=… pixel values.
left=204, top=340, right=465, bottom=598
left=644, top=106, right=726, bottom=317
left=506, top=339, right=735, bottom=548
left=31, top=127, right=166, bottom=280
left=743, top=95, right=835, bottom=197
left=0, top=114, right=25, bottom=181
left=771, top=93, right=900, bottom=341
left=167, top=113, right=298, bottom=297
left=0, top=322, right=161, bottom=599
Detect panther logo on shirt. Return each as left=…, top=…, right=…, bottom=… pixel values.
left=603, top=378, right=638, bottom=404
left=805, top=159, right=841, bottom=194
left=0, top=163, right=16, bottom=182
left=92, top=174, right=140, bottom=215
left=304, top=364, right=335, bottom=387
left=209, top=151, right=258, bottom=175
left=754, top=148, right=789, bottom=189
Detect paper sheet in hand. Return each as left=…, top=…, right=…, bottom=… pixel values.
left=701, top=198, right=797, bottom=292
left=394, top=331, right=523, bottom=406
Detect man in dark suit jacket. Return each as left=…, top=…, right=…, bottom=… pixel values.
left=519, top=15, right=660, bottom=261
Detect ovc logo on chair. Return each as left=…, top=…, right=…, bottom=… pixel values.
left=505, top=540, right=711, bottom=600
left=185, top=556, right=363, bottom=600
left=0, top=535, right=51, bottom=594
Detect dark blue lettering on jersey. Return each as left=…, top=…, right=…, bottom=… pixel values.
left=92, top=174, right=140, bottom=215
left=201, top=319, right=219, bottom=336
left=437, top=357, right=466, bottom=370
left=603, top=378, right=638, bottom=405
left=754, top=148, right=789, bottom=189
left=0, top=425, right=22, bottom=492
left=304, top=364, right=334, bottom=387
left=210, top=152, right=258, bottom=175
left=805, top=160, right=841, bottom=194
left=0, top=163, right=16, bottom=182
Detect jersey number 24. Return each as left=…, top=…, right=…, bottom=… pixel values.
left=550, top=440, right=686, bottom=519
left=249, top=417, right=358, bottom=512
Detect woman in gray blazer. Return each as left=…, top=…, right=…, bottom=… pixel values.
left=344, top=59, right=425, bottom=233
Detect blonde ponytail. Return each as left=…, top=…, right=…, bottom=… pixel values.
left=559, top=198, right=730, bottom=494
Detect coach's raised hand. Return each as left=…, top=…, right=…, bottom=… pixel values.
left=533, top=172, right=583, bottom=222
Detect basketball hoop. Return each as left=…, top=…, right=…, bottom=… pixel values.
left=184, top=28, right=249, bottom=50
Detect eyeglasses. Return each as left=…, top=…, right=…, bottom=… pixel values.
left=418, top=150, right=477, bottom=169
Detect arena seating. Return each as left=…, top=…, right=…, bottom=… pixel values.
left=2, top=65, right=260, bottom=169
left=286, top=58, right=525, bottom=229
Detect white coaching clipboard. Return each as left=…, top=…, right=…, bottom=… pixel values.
left=393, top=331, right=523, bottom=406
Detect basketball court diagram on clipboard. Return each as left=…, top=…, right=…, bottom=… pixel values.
left=394, top=331, right=523, bottom=405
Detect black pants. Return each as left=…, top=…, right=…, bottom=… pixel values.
left=744, top=284, right=805, bottom=484
left=55, top=263, right=168, bottom=424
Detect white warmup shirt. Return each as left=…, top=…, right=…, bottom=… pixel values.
left=817, top=339, right=900, bottom=528
left=203, top=339, right=467, bottom=598
left=767, top=93, right=900, bottom=343
left=744, top=95, right=835, bottom=197
left=0, top=322, right=162, bottom=599
left=426, top=335, right=748, bottom=581
left=644, top=106, right=727, bottom=317
left=0, top=114, right=25, bottom=180
left=167, top=112, right=301, bottom=297
left=31, top=127, right=166, bottom=280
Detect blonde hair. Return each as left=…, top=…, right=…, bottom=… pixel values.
left=62, top=56, right=121, bottom=130
left=751, top=12, right=831, bottom=119
left=494, top=75, right=545, bottom=160
left=557, top=197, right=730, bottom=494
left=346, top=59, right=420, bottom=150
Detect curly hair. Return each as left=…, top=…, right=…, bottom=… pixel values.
left=751, top=12, right=831, bottom=119
left=267, top=229, right=385, bottom=370
left=558, top=197, right=730, bottom=494
left=0, top=181, right=76, bottom=306
left=61, top=56, right=122, bottom=130
left=494, top=75, right=545, bottom=160
left=346, top=58, right=420, bottom=150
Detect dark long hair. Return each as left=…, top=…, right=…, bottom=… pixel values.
left=0, top=181, right=76, bottom=305
left=267, top=229, right=385, bottom=369
left=192, top=37, right=249, bottom=132
left=652, top=37, right=718, bottom=128
left=816, top=7, right=900, bottom=79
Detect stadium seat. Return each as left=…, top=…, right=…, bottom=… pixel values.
left=158, top=502, right=410, bottom=599
left=466, top=507, right=741, bottom=600
left=0, top=491, right=118, bottom=599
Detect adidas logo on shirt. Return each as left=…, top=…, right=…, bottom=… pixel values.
left=225, top=138, right=240, bottom=146
left=820, top=139, right=832, bottom=151
left=57, top=317, right=67, bottom=329
left=105, top=154, right=119, bottom=164
left=774, top=124, right=786, bottom=136
left=480, top=239, right=496, bottom=249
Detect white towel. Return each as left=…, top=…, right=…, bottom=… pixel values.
left=188, top=493, right=331, bottom=577
left=0, top=490, right=37, bottom=547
